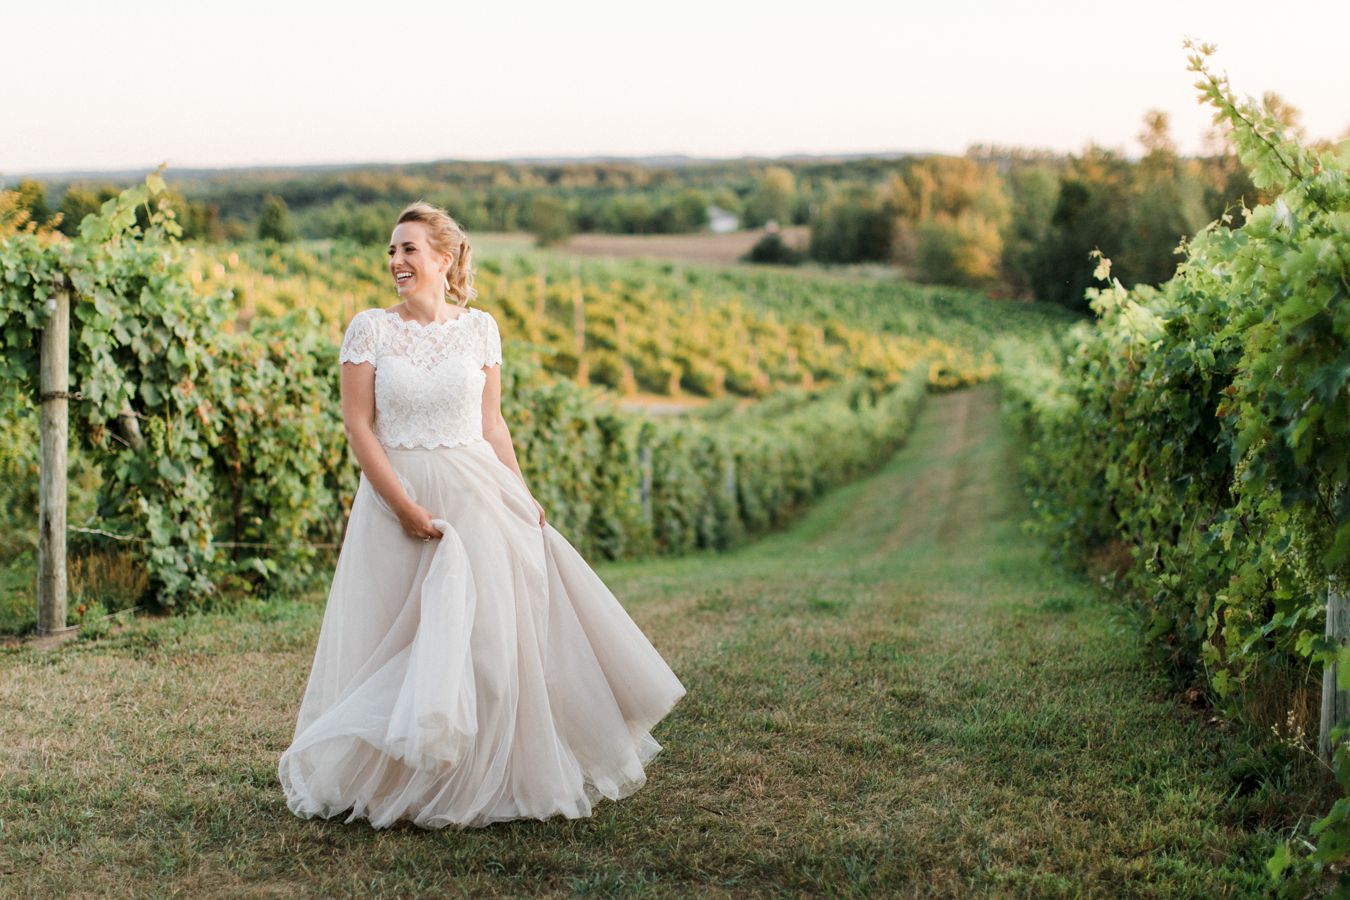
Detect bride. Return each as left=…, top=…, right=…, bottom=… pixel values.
left=277, top=201, right=687, bottom=829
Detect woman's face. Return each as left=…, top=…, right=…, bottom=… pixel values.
left=388, top=221, right=452, bottom=301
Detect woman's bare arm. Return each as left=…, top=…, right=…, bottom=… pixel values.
left=341, top=361, right=442, bottom=539
left=480, top=361, right=544, bottom=526
left=480, top=362, right=530, bottom=492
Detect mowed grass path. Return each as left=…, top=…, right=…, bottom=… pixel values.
left=1, top=385, right=1279, bottom=897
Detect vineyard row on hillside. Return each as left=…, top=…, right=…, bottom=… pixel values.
left=190, top=241, right=1071, bottom=396
left=0, top=317, right=929, bottom=614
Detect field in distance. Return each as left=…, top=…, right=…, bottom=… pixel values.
left=469, top=227, right=809, bottom=267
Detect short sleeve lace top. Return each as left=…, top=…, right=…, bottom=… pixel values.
left=339, top=306, right=503, bottom=449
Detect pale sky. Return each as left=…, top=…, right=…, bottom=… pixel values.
left=4, top=0, right=1347, bottom=175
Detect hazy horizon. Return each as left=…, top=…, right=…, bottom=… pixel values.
left=5, top=0, right=1348, bottom=178
left=0, top=149, right=1007, bottom=183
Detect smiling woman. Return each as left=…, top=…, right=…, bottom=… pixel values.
left=387, top=202, right=476, bottom=315
left=276, top=200, right=687, bottom=829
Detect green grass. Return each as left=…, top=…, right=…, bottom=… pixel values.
left=0, top=550, right=36, bottom=634
left=0, top=385, right=1283, bottom=897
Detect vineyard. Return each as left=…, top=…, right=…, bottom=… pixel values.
left=0, top=190, right=1070, bottom=637
left=188, top=239, right=1039, bottom=397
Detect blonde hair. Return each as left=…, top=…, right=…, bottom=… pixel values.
left=395, top=200, right=477, bottom=305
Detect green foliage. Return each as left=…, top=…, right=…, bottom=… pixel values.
left=669, top=189, right=710, bottom=231
left=13, top=180, right=52, bottom=228
left=741, top=232, right=803, bottom=265
left=56, top=184, right=117, bottom=238
left=1000, top=164, right=1061, bottom=297
left=632, top=368, right=929, bottom=557
left=525, top=195, right=573, bottom=247
left=202, top=310, right=350, bottom=593
left=0, top=387, right=41, bottom=559
left=808, top=186, right=892, bottom=263
left=1022, top=150, right=1132, bottom=310
left=882, top=156, right=1012, bottom=287
left=308, top=198, right=396, bottom=244
left=743, top=166, right=796, bottom=228
left=256, top=193, right=295, bottom=242
left=0, top=177, right=362, bottom=608
left=1123, top=113, right=1213, bottom=287
left=493, top=358, right=928, bottom=561
left=1, top=174, right=230, bottom=603
left=999, top=41, right=1350, bottom=887
left=914, top=211, right=1004, bottom=288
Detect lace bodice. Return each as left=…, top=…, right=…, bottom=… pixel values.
left=339, top=306, right=503, bottom=449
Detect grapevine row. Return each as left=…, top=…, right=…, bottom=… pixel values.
left=995, top=44, right=1350, bottom=888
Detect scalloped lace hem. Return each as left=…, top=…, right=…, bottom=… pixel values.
left=381, top=437, right=488, bottom=451
left=381, top=307, right=477, bottom=330
left=340, top=351, right=378, bottom=366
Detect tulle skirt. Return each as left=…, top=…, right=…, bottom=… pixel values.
left=276, top=439, right=687, bottom=829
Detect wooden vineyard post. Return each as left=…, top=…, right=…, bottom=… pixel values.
left=532, top=271, right=546, bottom=368
left=615, top=312, right=637, bottom=397
left=37, top=283, right=70, bottom=635
left=638, top=444, right=653, bottom=523
left=1321, top=575, right=1350, bottom=763
left=572, top=273, right=587, bottom=387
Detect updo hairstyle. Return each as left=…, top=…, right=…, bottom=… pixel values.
left=395, top=201, right=478, bottom=305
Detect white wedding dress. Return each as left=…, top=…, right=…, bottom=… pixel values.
left=277, top=306, right=687, bottom=829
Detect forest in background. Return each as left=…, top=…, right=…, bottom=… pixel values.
left=9, top=98, right=1345, bottom=312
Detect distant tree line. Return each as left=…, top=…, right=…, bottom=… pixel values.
left=8, top=96, right=1342, bottom=311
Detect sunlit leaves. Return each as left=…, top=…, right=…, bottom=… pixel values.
left=1007, top=41, right=1350, bottom=887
